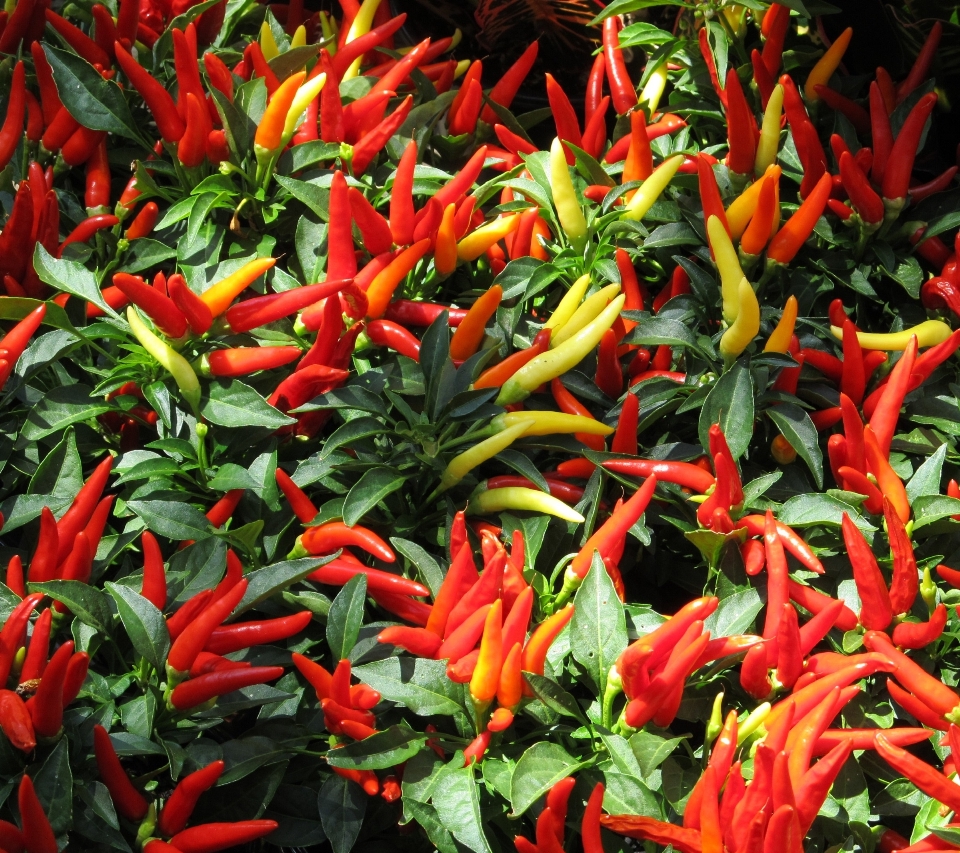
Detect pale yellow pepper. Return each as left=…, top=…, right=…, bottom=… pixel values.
left=763, top=295, right=798, bottom=353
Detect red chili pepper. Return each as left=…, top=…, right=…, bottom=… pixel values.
left=300, top=521, right=394, bottom=562
left=839, top=151, right=884, bottom=226
left=28, top=640, right=73, bottom=737
left=786, top=579, right=858, bottom=631
left=0, top=61, right=25, bottom=173
left=546, top=72, right=582, bottom=154
left=125, top=201, right=159, bottom=240
left=698, top=27, right=726, bottom=107
left=870, top=82, right=893, bottom=187
left=114, top=42, right=186, bottom=143
left=225, top=278, right=357, bottom=333
left=909, top=165, right=958, bottom=203
left=815, top=85, right=871, bottom=135
left=115, top=272, right=189, bottom=338
left=0, top=303, right=46, bottom=388
left=603, top=457, right=714, bottom=493
left=842, top=512, right=893, bottom=630
left=761, top=4, right=790, bottom=74
left=157, top=759, right=225, bottom=836
left=94, top=724, right=149, bottom=821
left=886, top=679, right=947, bottom=731
left=58, top=214, right=119, bottom=257
left=767, top=172, right=832, bottom=264
left=750, top=48, right=775, bottom=108
left=467, top=41, right=534, bottom=125
left=864, top=630, right=960, bottom=718
left=883, top=498, right=917, bottom=617
left=364, top=318, right=420, bottom=361
left=204, top=611, right=312, bottom=655
left=450, top=74, right=483, bottom=137
left=177, top=92, right=209, bottom=168
left=882, top=93, right=937, bottom=202
left=171, top=665, right=283, bottom=711
left=167, top=579, right=248, bottom=674
left=310, top=559, right=427, bottom=598
left=43, top=10, right=111, bottom=67
left=724, top=68, right=757, bottom=175
left=892, top=604, right=948, bottom=650
left=347, top=187, right=393, bottom=256
left=761, top=511, right=789, bottom=650
left=698, top=155, right=729, bottom=237
left=876, top=734, right=960, bottom=814
left=18, top=774, right=57, bottom=853
left=570, top=475, right=657, bottom=581
left=898, top=23, right=942, bottom=101
left=0, top=688, right=35, bottom=753
left=169, top=820, right=278, bottom=852
left=603, top=17, right=637, bottom=114
left=350, top=95, right=413, bottom=175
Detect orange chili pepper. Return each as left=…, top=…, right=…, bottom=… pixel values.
left=365, top=239, right=432, bottom=318
left=434, top=203, right=458, bottom=275
left=449, top=285, right=502, bottom=361
left=254, top=71, right=306, bottom=158
left=469, top=599, right=503, bottom=707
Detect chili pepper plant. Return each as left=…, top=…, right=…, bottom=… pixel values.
left=2, top=0, right=960, bottom=851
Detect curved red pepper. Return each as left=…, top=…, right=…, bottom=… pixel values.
left=94, top=724, right=149, bottom=821
left=882, top=92, right=937, bottom=202
left=18, top=775, right=57, bottom=853
left=157, top=759, right=225, bottom=836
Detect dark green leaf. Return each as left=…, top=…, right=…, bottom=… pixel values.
left=326, top=725, right=426, bottom=770
left=326, top=574, right=366, bottom=660
left=106, top=583, right=170, bottom=672
left=342, top=468, right=406, bottom=526
left=767, top=403, right=824, bottom=489
left=571, top=552, right=628, bottom=690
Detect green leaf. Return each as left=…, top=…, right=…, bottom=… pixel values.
left=699, top=361, right=755, bottom=459
left=127, top=500, right=212, bottom=541
left=31, top=581, right=112, bottom=635
left=622, top=316, right=699, bottom=350
left=318, top=774, right=366, bottom=853
left=767, top=402, right=824, bottom=489
left=326, top=725, right=426, bottom=770
left=391, top=538, right=443, bottom=597
left=106, top=583, right=170, bottom=672
left=28, top=428, right=82, bottom=502
left=43, top=45, right=140, bottom=140
left=326, top=574, right=366, bottom=660
left=523, top=672, right=588, bottom=723
left=911, top=495, right=960, bottom=530
left=906, top=444, right=947, bottom=505
left=35, top=739, right=73, bottom=834
left=433, top=765, right=493, bottom=853
left=353, top=657, right=463, bottom=716
left=21, top=384, right=112, bottom=441
left=342, top=468, right=406, bottom=526
left=510, top=742, right=589, bottom=816
left=236, top=556, right=333, bottom=614
left=34, top=245, right=121, bottom=319
left=571, top=552, right=628, bottom=691
left=201, top=379, right=295, bottom=430
left=778, top=493, right=876, bottom=531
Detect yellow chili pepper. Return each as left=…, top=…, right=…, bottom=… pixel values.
left=468, top=487, right=585, bottom=523
left=434, top=203, right=458, bottom=275
left=453, top=59, right=471, bottom=79
left=755, top=84, right=783, bottom=177
left=438, top=419, right=534, bottom=492
left=707, top=215, right=746, bottom=325
left=291, top=25, right=307, bottom=48
left=254, top=72, right=306, bottom=160
left=544, top=274, right=590, bottom=331
left=259, top=22, right=280, bottom=61
left=763, top=295, right=798, bottom=353
left=549, top=137, right=587, bottom=253
left=365, top=238, right=432, bottom=319
left=719, top=278, right=760, bottom=363
left=722, top=4, right=746, bottom=37
left=449, top=285, right=502, bottom=360
left=491, top=411, right=615, bottom=437
left=470, top=599, right=502, bottom=706
left=496, top=294, right=625, bottom=405
left=726, top=165, right=781, bottom=240
left=551, top=283, right=621, bottom=346
left=283, top=72, right=327, bottom=141
left=319, top=12, right=337, bottom=51
left=621, top=154, right=684, bottom=221
left=639, top=64, right=668, bottom=112
left=804, top=27, right=853, bottom=101
left=127, top=307, right=200, bottom=412
left=736, top=701, right=771, bottom=745
left=457, top=215, right=520, bottom=262
left=342, top=0, right=383, bottom=79
left=829, top=319, right=952, bottom=350
left=200, top=257, right=277, bottom=318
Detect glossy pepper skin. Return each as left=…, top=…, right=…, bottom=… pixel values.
left=94, top=724, right=149, bottom=821
left=158, top=760, right=225, bottom=836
